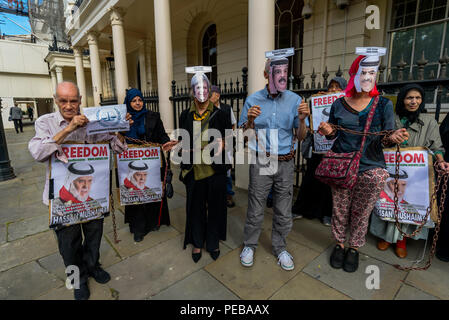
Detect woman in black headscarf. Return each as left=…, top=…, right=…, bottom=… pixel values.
left=122, top=88, right=177, bottom=242
left=370, top=84, right=449, bottom=258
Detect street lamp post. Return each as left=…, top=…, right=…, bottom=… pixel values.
left=0, top=98, right=16, bottom=181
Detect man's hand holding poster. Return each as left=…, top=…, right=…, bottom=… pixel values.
left=310, top=92, right=345, bottom=153
left=49, top=144, right=111, bottom=228
left=374, top=147, right=436, bottom=228
left=116, top=146, right=162, bottom=205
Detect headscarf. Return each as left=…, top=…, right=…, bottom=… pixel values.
left=62, top=162, right=95, bottom=202
left=123, top=88, right=148, bottom=139
left=328, top=77, right=347, bottom=91
left=395, top=84, right=425, bottom=127
left=265, top=58, right=289, bottom=94
left=345, top=55, right=380, bottom=97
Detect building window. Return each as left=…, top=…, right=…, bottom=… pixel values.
left=275, top=0, right=304, bottom=78
left=202, top=24, right=217, bottom=84
left=388, top=0, right=449, bottom=89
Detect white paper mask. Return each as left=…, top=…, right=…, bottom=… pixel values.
left=265, top=48, right=294, bottom=94
left=186, top=66, right=212, bottom=103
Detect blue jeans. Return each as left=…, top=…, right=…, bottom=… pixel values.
left=226, top=170, right=234, bottom=196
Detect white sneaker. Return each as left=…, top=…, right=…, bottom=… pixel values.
left=277, top=250, right=294, bottom=271
left=240, top=246, right=254, bottom=267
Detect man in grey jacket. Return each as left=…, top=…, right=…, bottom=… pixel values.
left=10, top=104, right=23, bottom=133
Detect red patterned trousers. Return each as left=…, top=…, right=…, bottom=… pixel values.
left=331, top=168, right=389, bottom=248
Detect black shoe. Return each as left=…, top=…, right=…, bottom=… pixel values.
left=266, top=197, right=273, bottom=208
left=74, top=282, right=90, bottom=300
left=330, top=245, right=345, bottom=269
left=210, top=250, right=220, bottom=261
left=343, top=248, right=359, bottom=273
left=151, top=225, right=160, bottom=232
left=134, top=234, right=144, bottom=242
left=90, top=267, right=111, bottom=284
left=192, top=250, right=202, bottom=263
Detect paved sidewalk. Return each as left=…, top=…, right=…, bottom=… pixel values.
left=0, top=125, right=448, bottom=300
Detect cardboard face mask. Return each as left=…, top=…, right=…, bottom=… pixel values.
left=186, top=66, right=212, bottom=103
left=265, top=48, right=294, bottom=94
left=192, top=74, right=210, bottom=103
left=268, top=61, right=288, bottom=94
left=355, top=66, right=377, bottom=93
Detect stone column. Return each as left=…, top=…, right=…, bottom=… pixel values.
left=50, top=70, right=57, bottom=92
left=137, top=39, right=148, bottom=92
left=73, top=47, right=88, bottom=108
left=110, top=8, right=129, bottom=104
left=55, top=66, right=64, bottom=84
left=87, top=31, right=103, bottom=106
left=154, top=0, right=174, bottom=131
left=144, top=39, right=153, bottom=90
left=248, top=0, right=274, bottom=94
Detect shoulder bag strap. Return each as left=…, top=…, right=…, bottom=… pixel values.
left=359, top=95, right=380, bottom=152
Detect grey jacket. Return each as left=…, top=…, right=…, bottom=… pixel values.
left=10, top=106, right=23, bottom=120
left=394, top=113, right=444, bottom=155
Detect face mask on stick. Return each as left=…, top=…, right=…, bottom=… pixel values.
left=186, top=66, right=212, bottom=103
left=265, top=48, right=294, bottom=94
left=353, top=47, right=386, bottom=93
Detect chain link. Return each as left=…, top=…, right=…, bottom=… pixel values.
left=109, top=193, right=120, bottom=244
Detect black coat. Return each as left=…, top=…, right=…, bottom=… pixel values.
left=178, top=104, right=232, bottom=176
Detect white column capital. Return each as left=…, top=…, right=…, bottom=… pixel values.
left=110, top=7, right=125, bottom=26
left=55, top=66, right=63, bottom=73
left=72, top=46, right=84, bottom=57
left=87, top=31, right=100, bottom=45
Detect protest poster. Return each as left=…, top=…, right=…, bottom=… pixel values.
left=373, top=147, right=436, bottom=228
left=49, top=143, right=111, bottom=228
left=116, top=145, right=163, bottom=206
left=309, top=92, right=345, bottom=153
left=84, top=104, right=129, bottom=135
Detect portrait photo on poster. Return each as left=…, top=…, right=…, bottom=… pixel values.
left=116, top=145, right=162, bottom=206
left=49, top=144, right=111, bottom=228
left=374, top=147, right=435, bottom=227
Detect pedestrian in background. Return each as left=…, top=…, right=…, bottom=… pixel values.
left=10, top=104, right=23, bottom=134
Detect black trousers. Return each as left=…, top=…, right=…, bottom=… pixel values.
left=55, top=219, right=103, bottom=285
left=13, top=119, right=23, bottom=133
left=183, top=172, right=227, bottom=252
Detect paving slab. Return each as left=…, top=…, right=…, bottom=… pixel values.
left=302, top=246, right=407, bottom=300
left=269, top=272, right=351, bottom=300
left=359, top=233, right=430, bottom=267
left=405, top=257, right=449, bottom=299
left=7, top=214, right=49, bottom=241
left=0, top=261, right=63, bottom=300
left=103, top=210, right=126, bottom=235
left=205, top=230, right=320, bottom=300
left=0, top=204, right=49, bottom=225
left=0, top=223, right=6, bottom=245
left=105, top=225, right=180, bottom=259
left=0, top=231, right=58, bottom=272
left=150, top=269, right=240, bottom=300
left=287, top=218, right=335, bottom=253
left=394, top=283, right=439, bottom=300
left=38, top=237, right=121, bottom=281
left=106, top=235, right=232, bottom=300
left=168, top=207, right=186, bottom=234
left=36, top=279, right=116, bottom=300
left=167, top=191, right=187, bottom=211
